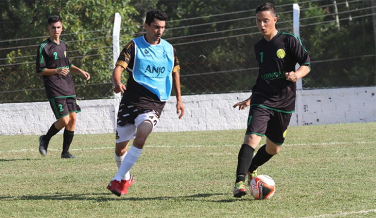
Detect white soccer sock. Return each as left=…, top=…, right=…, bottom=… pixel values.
left=114, top=152, right=130, bottom=180
left=113, top=146, right=142, bottom=182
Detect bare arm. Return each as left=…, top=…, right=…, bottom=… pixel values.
left=233, top=97, right=251, bottom=110
left=39, top=65, right=90, bottom=81
left=39, top=68, right=70, bottom=76
left=172, top=69, right=185, bottom=119
left=70, top=65, right=90, bottom=80
left=285, top=65, right=310, bottom=82
left=112, top=65, right=126, bottom=93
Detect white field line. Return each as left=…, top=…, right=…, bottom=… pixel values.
left=296, top=209, right=376, bottom=218
left=0, top=141, right=375, bottom=154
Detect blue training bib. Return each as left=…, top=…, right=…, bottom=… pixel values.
left=132, top=36, right=174, bottom=101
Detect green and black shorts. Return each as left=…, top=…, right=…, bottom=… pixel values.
left=49, top=96, right=81, bottom=119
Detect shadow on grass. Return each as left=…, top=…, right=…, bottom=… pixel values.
left=4, top=192, right=240, bottom=202
left=0, top=158, right=38, bottom=162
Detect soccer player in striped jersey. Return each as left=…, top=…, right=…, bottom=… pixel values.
left=232, top=2, right=311, bottom=197
left=107, top=9, right=185, bottom=197
left=36, top=15, right=90, bottom=159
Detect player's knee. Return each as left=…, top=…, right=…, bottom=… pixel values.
left=265, top=143, right=280, bottom=155
left=115, top=141, right=129, bottom=156
left=133, top=136, right=147, bottom=148
left=58, top=116, right=70, bottom=126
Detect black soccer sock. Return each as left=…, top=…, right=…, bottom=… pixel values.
left=236, top=144, right=255, bottom=183
left=248, top=144, right=274, bottom=173
left=43, top=123, right=60, bottom=141
left=62, top=129, right=74, bottom=154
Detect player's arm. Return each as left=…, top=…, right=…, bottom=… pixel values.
left=233, top=97, right=251, bottom=110
left=38, top=68, right=69, bottom=76
left=112, top=65, right=127, bottom=93
left=70, top=65, right=90, bottom=81
left=285, top=65, right=310, bottom=82
left=172, top=67, right=185, bottom=119
left=285, top=36, right=311, bottom=82
left=112, top=41, right=133, bottom=93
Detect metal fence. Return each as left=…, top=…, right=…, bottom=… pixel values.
left=1, top=0, right=375, bottom=103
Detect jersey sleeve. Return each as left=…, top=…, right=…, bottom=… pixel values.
left=36, top=43, right=47, bottom=73
left=172, top=47, right=180, bottom=73
left=290, top=36, right=311, bottom=69
left=116, top=41, right=134, bottom=69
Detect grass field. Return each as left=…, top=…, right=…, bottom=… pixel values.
left=1, top=122, right=376, bottom=218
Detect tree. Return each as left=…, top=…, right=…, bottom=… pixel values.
left=0, top=0, right=138, bottom=103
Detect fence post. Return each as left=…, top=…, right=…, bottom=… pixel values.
left=113, top=13, right=121, bottom=131
left=293, top=3, right=304, bottom=126
left=372, top=0, right=376, bottom=85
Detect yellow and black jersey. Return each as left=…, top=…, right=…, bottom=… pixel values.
left=251, top=31, right=311, bottom=112
left=36, top=39, right=75, bottom=99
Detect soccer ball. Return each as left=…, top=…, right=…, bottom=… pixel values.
left=250, top=175, right=276, bottom=200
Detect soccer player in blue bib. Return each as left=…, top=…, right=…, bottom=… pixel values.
left=107, top=9, right=185, bottom=196
left=36, top=15, right=90, bottom=159
left=232, top=2, right=311, bottom=197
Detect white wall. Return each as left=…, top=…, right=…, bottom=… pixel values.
left=0, top=87, right=375, bottom=135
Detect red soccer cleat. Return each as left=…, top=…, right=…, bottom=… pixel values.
left=120, top=175, right=135, bottom=195
left=107, top=180, right=122, bottom=197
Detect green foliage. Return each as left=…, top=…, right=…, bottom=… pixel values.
left=1, top=0, right=375, bottom=102
left=0, top=0, right=139, bottom=103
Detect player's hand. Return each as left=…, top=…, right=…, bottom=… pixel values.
left=81, top=71, right=90, bottom=81
left=57, top=68, right=69, bottom=76
left=233, top=98, right=250, bottom=110
left=285, top=71, right=298, bottom=82
left=176, top=100, right=185, bottom=119
left=113, top=83, right=126, bottom=93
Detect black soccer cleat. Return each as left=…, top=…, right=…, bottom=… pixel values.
left=39, top=135, right=48, bottom=156
left=61, top=151, right=76, bottom=159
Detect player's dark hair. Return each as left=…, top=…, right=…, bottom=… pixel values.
left=48, top=15, right=62, bottom=25
left=255, top=2, right=276, bottom=16
left=145, top=9, right=168, bottom=26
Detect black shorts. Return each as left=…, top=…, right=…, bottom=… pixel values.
left=49, top=96, right=81, bottom=119
left=245, top=105, right=292, bottom=145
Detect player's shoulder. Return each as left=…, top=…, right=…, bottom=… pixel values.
left=38, top=39, right=51, bottom=48
left=125, top=40, right=136, bottom=49
left=280, top=32, right=300, bottom=42
left=37, top=39, right=52, bottom=54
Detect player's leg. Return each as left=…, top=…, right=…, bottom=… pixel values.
left=60, top=98, right=81, bottom=158
left=61, top=112, right=76, bottom=158
left=115, top=140, right=130, bottom=169
left=247, top=139, right=278, bottom=176
left=107, top=125, right=136, bottom=196
left=247, top=111, right=291, bottom=177
left=108, top=111, right=159, bottom=196
left=39, top=98, right=69, bottom=156
left=234, top=134, right=262, bottom=197
left=108, top=122, right=152, bottom=196
left=234, top=106, right=269, bottom=197
left=115, top=133, right=132, bottom=184
left=113, top=121, right=152, bottom=181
